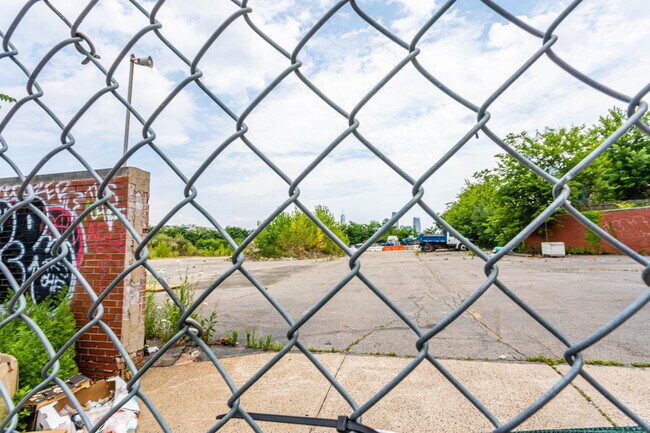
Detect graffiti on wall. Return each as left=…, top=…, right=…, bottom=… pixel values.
left=0, top=180, right=120, bottom=303
left=608, top=215, right=650, bottom=241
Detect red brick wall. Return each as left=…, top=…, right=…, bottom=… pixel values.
left=0, top=168, right=149, bottom=379
left=526, top=207, right=650, bottom=254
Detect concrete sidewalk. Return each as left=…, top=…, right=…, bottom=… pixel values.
left=137, top=353, right=649, bottom=433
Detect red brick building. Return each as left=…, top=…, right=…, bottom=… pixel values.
left=0, top=167, right=149, bottom=378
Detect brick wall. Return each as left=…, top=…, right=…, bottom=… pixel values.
left=526, top=207, right=650, bottom=254
left=0, top=167, right=149, bottom=379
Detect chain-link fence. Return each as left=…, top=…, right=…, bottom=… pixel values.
left=0, top=0, right=649, bottom=432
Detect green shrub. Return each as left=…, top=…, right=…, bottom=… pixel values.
left=149, top=234, right=198, bottom=258
left=0, top=291, right=78, bottom=430
left=196, top=238, right=233, bottom=256
left=254, top=206, right=349, bottom=259
left=0, top=291, right=78, bottom=391
left=151, top=239, right=176, bottom=258
left=148, top=226, right=247, bottom=258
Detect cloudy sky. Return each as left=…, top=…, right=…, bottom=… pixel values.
left=0, top=0, right=648, bottom=230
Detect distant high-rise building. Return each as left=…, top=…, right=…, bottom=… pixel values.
left=391, top=211, right=399, bottom=228
left=340, top=212, right=346, bottom=225
left=413, top=217, right=421, bottom=234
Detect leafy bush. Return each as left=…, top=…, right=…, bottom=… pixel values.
left=0, top=291, right=78, bottom=391
left=254, top=206, right=349, bottom=258
left=148, top=225, right=250, bottom=258
left=196, top=238, right=233, bottom=256
left=151, top=239, right=175, bottom=258
left=0, top=291, right=78, bottom=430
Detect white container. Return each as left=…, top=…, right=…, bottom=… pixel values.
left=541, top=242, right=565, bottom=257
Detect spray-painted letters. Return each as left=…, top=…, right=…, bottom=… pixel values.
left=0, top=181, right=119, bottom=303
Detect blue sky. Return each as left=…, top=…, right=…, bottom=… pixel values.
left=0, top=0, right=648, bottom=229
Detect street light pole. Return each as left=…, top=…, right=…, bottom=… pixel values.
left=122, top=54, right=153, bottom=165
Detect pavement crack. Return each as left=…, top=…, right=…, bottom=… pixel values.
left=526, top=333, right=560, bottom=358
left=549, top=365, right=618, bottom=427
left=310, top=353, right=348, bottom=433
left=344, top=319, right=400, bottom=352
left=467, top=307, right=526, bottom=358
left=420, top=256, right=524, bottom=357
left=411, top=295, right=427, bottom=329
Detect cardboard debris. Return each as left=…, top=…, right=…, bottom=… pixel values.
left=34, top=403, right=74, bottom=432
left=32, top=377, right=139, bottom=433
left=0, top=353, right=18, bottom=418
left=0, top=354, right=18, bottom=399
left=26, top=375, right=91, bottom=412
left=53, top=379, right=115, bottom=413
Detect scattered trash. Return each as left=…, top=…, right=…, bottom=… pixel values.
left=147, top=345, right=159, bottom=354
left=32, top=376, right=139, bottom=432
left=34, top=403, right=73, bottom=432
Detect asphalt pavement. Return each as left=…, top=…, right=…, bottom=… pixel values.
left=149, top=251, right=649, bottom=364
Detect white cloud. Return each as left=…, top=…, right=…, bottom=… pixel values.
left=0, top=0, right=648, bottom=230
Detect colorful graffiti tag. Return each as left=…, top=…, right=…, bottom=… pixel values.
left=0, top=181, right=119, bottom=303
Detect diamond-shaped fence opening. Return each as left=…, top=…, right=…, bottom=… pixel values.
left=0, top=1, right=648, bottom=433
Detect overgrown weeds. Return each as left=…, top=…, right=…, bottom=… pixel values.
left=225, top=330, right=239, bottom=346
left=244, top=327, right=284, bottom=351
left=145, top=277, right=218, bottom=345
left=525, top=355, right=565, bottom=366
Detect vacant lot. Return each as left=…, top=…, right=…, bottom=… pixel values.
left=150, top=251, right=649, bottom=364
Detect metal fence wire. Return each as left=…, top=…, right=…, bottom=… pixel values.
left=0, top=1, right=649, bottom=432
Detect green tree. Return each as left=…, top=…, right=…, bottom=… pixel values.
left=343, top=220, right=381, bottom=245
left=591, top=107, right=650, bottom=201
left=443, top=107, right=650, bottom=250
left=314, top=205, right=349, bottom=254
left=443, top=171, right=498, bottom=248
left=254, top=212, right=292, bottom=258
left=485, top=126, right=596, bottom=245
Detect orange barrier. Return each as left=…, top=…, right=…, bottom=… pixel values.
left=382, top=245, right=405, bottom=251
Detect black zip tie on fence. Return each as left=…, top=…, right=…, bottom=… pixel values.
left=216, top=412, right=380, bottom=433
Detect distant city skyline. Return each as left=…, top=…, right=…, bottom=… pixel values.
left=413, top=217, right=422, bottom=234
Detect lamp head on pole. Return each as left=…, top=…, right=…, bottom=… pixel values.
left=130, top=54, right=154, bottom=68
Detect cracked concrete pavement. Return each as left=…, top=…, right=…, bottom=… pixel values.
left=138, top=353, right=650, bottom=433
left=150, top=251, right=649, bottom=364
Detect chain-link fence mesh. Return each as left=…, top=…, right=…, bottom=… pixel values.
left=0, top=0, right=649, bottom=432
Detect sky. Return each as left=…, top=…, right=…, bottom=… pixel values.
left=0, top=0, right=648, bottom=230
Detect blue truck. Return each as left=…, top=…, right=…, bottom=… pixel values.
left=417, top=231, right=466, bottom=252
